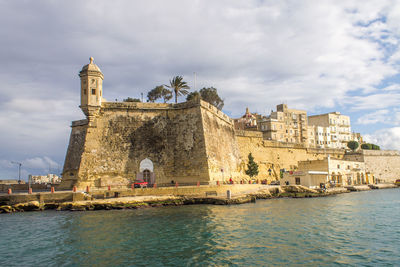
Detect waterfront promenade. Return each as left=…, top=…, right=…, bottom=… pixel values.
left=0, top=183, right=397, bottom=213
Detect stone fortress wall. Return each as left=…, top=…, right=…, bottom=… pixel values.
left=344, top=150, right=400, bottom=182
left=235, top=131, right=345, bottom=181
left=60, top=58, right=400, bottom=189
left=61, top=99, right=400, bottom=189
left=61, top=100, right=243, bottom=189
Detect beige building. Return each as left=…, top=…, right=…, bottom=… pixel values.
left=259, top=104, right=308, bottom=145
left=282, top=171, right=328, bottom=188
left=308, top=112, right=352, bottom=149
left=283, top=156, right=372, bottom=187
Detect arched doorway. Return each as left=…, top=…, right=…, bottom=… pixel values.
left=337, top=172, right=342, bottom=184
left=331, top=172, right=336, bottom=184
left=139, top=158, right=155, bottom=184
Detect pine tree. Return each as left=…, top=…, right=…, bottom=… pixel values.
left=245, top=153, right=259, bottom=178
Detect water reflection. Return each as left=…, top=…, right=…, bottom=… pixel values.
left=0, top=188, right=399, bottom=266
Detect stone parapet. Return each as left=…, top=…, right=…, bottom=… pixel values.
left=235, top=130, right=263, bottom=138
left=101, top=99, right=203, bottom=111
left=361, top=150, right=400, bottom=156
left=71, top=119, right=88, bottom=127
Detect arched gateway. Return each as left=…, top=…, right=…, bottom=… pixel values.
left=138, top=158, right=155, bottom=184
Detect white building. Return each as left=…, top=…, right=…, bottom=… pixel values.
left=29, top=174, right=62, bottom=184
left=308, top=112, right=352, bottom=149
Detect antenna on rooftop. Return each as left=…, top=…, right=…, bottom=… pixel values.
left=194, top=72, right=197, bottom=91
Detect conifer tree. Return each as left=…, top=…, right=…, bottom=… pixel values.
left=245, top=153, right=259, bottom=178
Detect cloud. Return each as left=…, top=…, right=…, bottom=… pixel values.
left=0, top=0, right=400, bottom=177
left=23, top=156, right=59, bottom=170
left=0, top=157, right=61, bottom=181
left=345, top=93, right=400, bottom=111
left=364, top=127, right=400, bottom=150
left=357, top=109, right=390, bottom=124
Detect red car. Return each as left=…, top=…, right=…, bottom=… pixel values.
left=133, top=179, right=148, bottom=188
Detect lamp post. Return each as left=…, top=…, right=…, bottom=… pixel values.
left=11, top=161, right=22, bottom=184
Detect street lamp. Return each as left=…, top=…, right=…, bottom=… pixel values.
left=11, top=161, right=22, bottom=184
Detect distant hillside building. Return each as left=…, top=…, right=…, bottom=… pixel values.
left=0, top=180, right=24, bottom=185
left=308, top=112, right=352, bottom=149
left=259, top=104, right=308, bottom=145
left=29, top=174, right=61, bottom=184
left=233, top=107, right=259, bottom=131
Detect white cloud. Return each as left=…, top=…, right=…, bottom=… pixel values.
left=364, top=127, right=400, bottom=150
left=357, top=109, right=391, bottom=124
left=0, top=0, right=400, bottom=177
left=345, top=93, right=400, bottom=111
left=23, top=156, right=59, bottom=170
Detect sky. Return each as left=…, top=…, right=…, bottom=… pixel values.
left=1, top=0, right=400, bottom=180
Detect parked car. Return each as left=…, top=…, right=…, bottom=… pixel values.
left=395, top=179, right=400, bottom=186
left=270, top=180, right=280, bottom=185
left=133, top=179, right=148, bottom=188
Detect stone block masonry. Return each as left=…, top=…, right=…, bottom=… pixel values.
left=60, top=100, right=241, bottom=189
left=59, top=58, right=400, bottom=189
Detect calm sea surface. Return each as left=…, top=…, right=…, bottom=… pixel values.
left=1, top=188, right=399, bottom=266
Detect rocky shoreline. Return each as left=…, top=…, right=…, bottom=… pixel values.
left=0, top=184, right=398, bottom=213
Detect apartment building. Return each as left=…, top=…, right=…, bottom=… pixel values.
left=308, top=112, right=352, bottom=149
left=259, top=104, right=308, bottom=145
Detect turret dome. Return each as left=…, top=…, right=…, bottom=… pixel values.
left=80, top=57, right=102, bottom=73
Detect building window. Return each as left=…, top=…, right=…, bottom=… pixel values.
left=91, top=89, right=96, bottom=95
left=295, top=177, right=300, bottom=185
left=83, top=89, right=87, bottom=95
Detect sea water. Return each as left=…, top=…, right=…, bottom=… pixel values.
left=0, top=188, right=399, bottom=266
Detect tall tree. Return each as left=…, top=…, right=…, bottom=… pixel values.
left=199, top=87, right=224, bottom=110
left=147, top=85, right=172, bottom=103
left=165, top=76, right=190, bottom=103
left=245, top=153, right=259, bottom=178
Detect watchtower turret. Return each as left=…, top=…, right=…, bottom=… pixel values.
left=79, top=57, right=104, bottom=120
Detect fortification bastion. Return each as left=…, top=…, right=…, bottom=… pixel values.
left=60, top=58, right=399, bottom=190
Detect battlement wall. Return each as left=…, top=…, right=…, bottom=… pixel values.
left=101, top=99, right=202, bottom=110
left=200, top=103, right=241, bottom=181
left=62, top=100, right=214, bottom=189
left=360, top=150, right=400, bottom=182
left=235, top=134, right=345, bottom=181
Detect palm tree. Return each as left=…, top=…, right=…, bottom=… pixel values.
left=165, top=76, right=190, bottom=103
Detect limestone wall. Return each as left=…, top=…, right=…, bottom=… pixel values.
left=62, top=100, right=211, bottom=189
left=236, top=133, right=345, bottom=181
left=60, top=124, right=87, bottom=188
left=201, top=102, right=241, bottom=182
left=360, top=150, right=400, bottom=182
